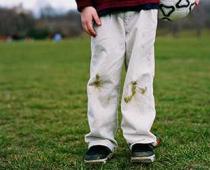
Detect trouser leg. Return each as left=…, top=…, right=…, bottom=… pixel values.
left=121, top=10, right=158, bottom=149
left=85, top=14, right=125, bottom=151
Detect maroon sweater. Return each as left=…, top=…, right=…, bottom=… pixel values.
left=76, top=0, right=160, bottom=16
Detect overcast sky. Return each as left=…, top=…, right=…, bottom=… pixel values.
left=0, top=0, right=77, bottom=15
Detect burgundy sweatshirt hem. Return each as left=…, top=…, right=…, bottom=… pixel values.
left=95, top=0, right=160, bottom=11
left=97, top=3, right=159, bottom=17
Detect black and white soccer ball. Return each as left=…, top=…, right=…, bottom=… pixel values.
left=159, top=0, right=196, bottom=21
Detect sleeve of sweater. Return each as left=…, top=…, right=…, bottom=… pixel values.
left=75, top=0, right=93, bottom=12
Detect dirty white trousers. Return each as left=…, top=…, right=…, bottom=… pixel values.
left=85, top=9, right=158, bottom=151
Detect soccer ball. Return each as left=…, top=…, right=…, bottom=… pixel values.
left=159, top=0, right=196, bottom=21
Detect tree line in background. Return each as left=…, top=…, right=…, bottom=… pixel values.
left=0, top=1, right=209, bottom=40
left=0, top=5, right=82, bottom=40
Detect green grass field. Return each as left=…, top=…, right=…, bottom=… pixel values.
left=0, top=35, right=210, bottom=169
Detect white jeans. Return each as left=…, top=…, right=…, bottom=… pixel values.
left=85, top=9, right=158, bottom=151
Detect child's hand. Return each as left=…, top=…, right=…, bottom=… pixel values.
left=81, top=6, right=101, bottom=37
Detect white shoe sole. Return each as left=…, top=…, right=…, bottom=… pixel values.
left=84, top=152, right=113, bottom=164
left=131, top=154, right=155, bottom=163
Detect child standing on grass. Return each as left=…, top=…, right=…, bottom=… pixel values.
left=76, top=0, right=160, bottom=163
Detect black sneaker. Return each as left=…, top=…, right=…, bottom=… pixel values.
left=84, top=145, right=113, bottom=164
left=130, top=143, right=155, bottom=163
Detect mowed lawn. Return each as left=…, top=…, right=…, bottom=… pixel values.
left=0, top=35, right=209, bottom=170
